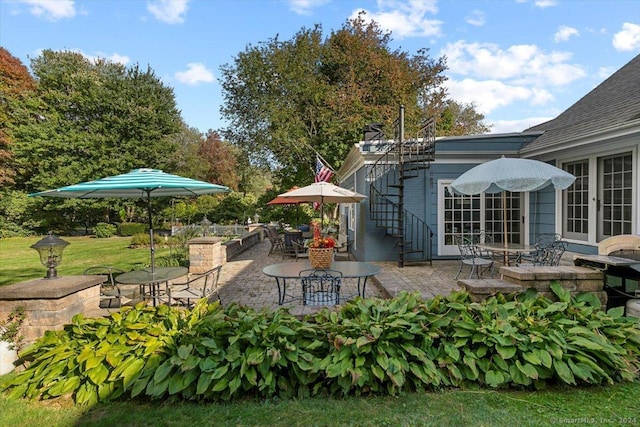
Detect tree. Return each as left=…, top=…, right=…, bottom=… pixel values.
left=219, top=13, right=481, bottom=185
left=12, top=50, right=182, bottom=193
left=437, top=100, right=491, bottom=136
left=198, top=131, right=240, bottom=190
left=0, top=48, right=36, bottom=189
left=6, top=50, right=183, bottom=231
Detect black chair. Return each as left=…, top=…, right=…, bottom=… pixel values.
left=299, top=269, right=342, bottom=306
left=454, top=235, right=494, bottom=279
left=83, top=266, right=129, bottom=308
left=167, top=265, right=223, bottom=308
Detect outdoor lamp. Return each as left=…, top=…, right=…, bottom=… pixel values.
left=200, top=217, right=212, bottom=237
left=30, top=232, right=70, bottom=279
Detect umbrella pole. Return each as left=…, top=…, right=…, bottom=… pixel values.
left=502, top=191, right=508, bottom=264
left=147, top=191, right=155, bottom=273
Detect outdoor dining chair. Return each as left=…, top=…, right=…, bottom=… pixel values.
left=454, top=235, right=494, bottom=279
left=292, top=240, right=309, bottom=261
left=167, top=265, right=223, bottom=308
left=299, top=269, right=342, bottom=306
left=517, top=240, right=567, bottom=266
left=262, top=225, right=285, bottom=256
left=334, top=239, right=353, bottom=261
left=83, top=266, right=130, bottom=308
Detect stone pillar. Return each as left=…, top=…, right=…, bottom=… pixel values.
left=0, top=275, right=104, bottom=345
left=188, top=237, right=225, bottom=274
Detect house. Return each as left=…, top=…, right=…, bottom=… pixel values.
left=337, top=54, right=640, bottom=264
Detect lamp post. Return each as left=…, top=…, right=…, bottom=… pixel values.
left=30, top=232, right=70, bottom=279
left=200, top=217, right=212, bottom=237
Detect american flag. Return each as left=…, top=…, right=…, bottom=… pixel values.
left=314, top=157, right=334, bottom=210
left=315, top=157, right=334, bottom=183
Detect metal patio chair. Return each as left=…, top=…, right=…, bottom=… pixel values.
left=167, top=265, right=223, bottom=308
left=83, top=266, right=129, bottom=308
left=454, top=235, right=494, bottom=279
left=299, top=269, right=342, bottom=306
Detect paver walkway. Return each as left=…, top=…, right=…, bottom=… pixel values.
left=218, top=239, right=464, bottom=313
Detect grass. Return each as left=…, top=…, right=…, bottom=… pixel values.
left=1, top=236, right=639, bottom=426
left=0, top=236, right=173, bottom=287
left=0, top=382, right=638, bottom=426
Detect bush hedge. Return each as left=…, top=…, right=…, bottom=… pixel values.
left=93, top=223, right=117, bottom=238
left=117, top=223, right=146, bottom=236
left=2, top=284, right=639, bottom=405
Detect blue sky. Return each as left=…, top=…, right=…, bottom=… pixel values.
left=1, top=0, right=639, bottom=135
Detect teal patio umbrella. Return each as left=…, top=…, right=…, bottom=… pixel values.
left=31, top=168, right=230, bottom=272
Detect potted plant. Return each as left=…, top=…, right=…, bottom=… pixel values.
left=0, top=306, right=25, bottom=375
left=307, top=223, right=336, bottom=269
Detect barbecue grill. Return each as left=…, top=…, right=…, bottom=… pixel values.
left=573, top=235, right=640, bottom=312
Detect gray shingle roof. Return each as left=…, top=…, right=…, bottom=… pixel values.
left=520, top=54, right=640, bottom=154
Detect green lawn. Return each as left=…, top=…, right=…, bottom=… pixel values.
left=0, top=381, right=638, bottom=426
left=0, top=236, right=173, bottom=287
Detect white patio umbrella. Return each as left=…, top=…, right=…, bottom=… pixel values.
left=277, top=182, right=366, bottom=221
left=31, top=168, right=230, bottom=272
left=450, top=157, right=576, bottom=247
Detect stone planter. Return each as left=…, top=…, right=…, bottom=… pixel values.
left=0, top=338, right=18, bottom=375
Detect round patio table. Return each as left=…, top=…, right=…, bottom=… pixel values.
left=262, top=261, right=381, bottom=305
left=116, top=266, right=188, bottom=306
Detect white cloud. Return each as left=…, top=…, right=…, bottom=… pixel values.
left=147, top=0, right=189, bottom=24
left=445, top=78, right=541, bottom=115
left=490, top=116, right=553, bottom=133
left=534, top=0, right=557, bottom=8
left=554, top=25, right=579, bottom=43
left=612, top=23, right=640, bottom=51
left=287, top=0, right=330, bottom=15
left=72, top=50, right=130, bottom=65
left=465, top=10, right=485, bottom=27
left=18, top=0, right=75, bottom=20
left=175, top=63, right=215, bottom=85
left=352, top=0, right=442, bottom=39
left=441, top=40, right=585, bottom=87
left=598, top=66, right=616, bottom=80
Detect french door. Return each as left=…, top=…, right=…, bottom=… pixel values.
left=438, top=181, right=522, bottom=255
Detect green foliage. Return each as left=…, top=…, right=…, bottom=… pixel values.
left=2, top=288, right=639, bottom=405
left=93, top=223, right=117, bottom=238
left=219, top=14, right=472, bottom=186
left=0, top=306, right=26, bottom=351
left=129, top=233, right=164, bottom=248
left=117, top=223, right=146, bottom=237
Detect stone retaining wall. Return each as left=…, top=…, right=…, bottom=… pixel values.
left=458, top=266, right=607, bottom=308
left=187, top=229, right=263, bottom=273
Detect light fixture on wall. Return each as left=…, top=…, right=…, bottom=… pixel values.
left=30, top=232, right=70, bottom=279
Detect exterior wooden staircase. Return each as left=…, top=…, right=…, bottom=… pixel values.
left=368, top=106, right=436, bottom=267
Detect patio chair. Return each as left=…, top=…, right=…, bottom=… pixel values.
left=334, top=239, right=353, bottom=261
left=262, top=225, right=285, bottom=256
left=299, top=269, right=342, bottom=306
left=518, top=233, right=562, bottom=265
left=167, top=265, right=223, bottom=308
left=454, top=235, right=494, bottom=279
left=83, top=266, right=129, bottom=308
left=292, top=240, right=309, bottom=261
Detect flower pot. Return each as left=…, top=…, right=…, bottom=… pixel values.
left=0, top=339, right=17, bottom=375
left=308, top=248, right=334, bottom=269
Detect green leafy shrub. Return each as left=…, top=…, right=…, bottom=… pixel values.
left=93, top=223, right=117, bottom=238
left=129, top=233, right=164, bottom=248
left=2, top=286, right=639, bottom=406
left=117, top=223, right=146, bottom=236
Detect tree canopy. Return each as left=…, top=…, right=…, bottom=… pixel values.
left=219, top=13, right=485, bottom=188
